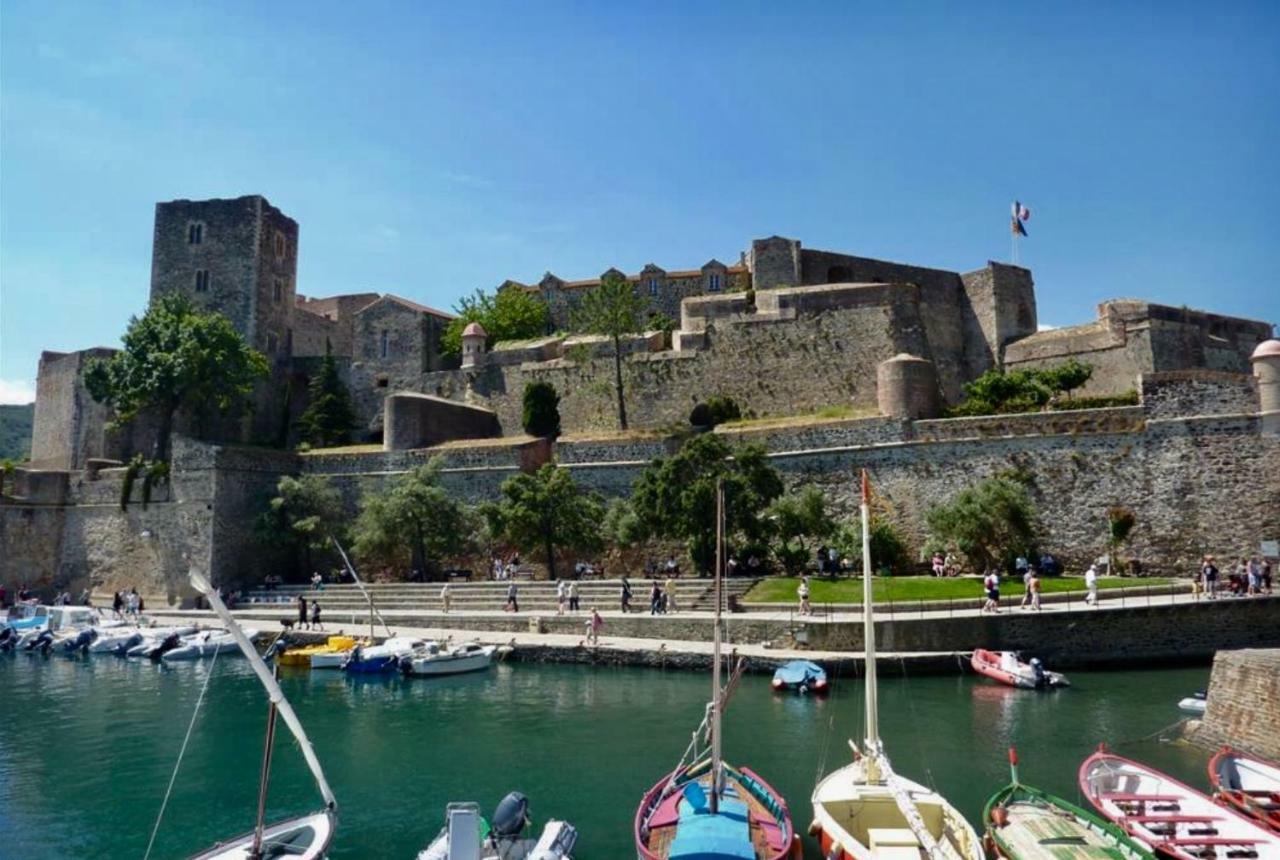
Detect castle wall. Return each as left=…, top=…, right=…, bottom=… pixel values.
left=1190, top=649, right=1280, bottom=761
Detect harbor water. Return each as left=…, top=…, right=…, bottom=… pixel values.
left=0, top=654, right=1211, bottom=859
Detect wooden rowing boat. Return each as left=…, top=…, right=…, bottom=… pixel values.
left=985, top=748, right=1153, bottom=860
left=1209, top=748, right=1280, bottom=834
left=1079, top=746, right=1280, bottom=860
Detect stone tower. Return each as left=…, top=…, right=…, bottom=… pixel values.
left=461, top=321, right=488, bottom=368
left=149, top=195, right=299, bottom=362
left=1252, top=339, right=1280, bottom=437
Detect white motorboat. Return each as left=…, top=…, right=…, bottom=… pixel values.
left=1178, top=690, right=1207, bottom=715
left=162, top=628, right=260, bottom=662
left=18, top=606, right=126, bottom=652
left=180, top=572, right=337, bottom=859
left=91, top=625, right=198, bottom=655
left=811, top=471, right=984, bottom=860
left=418, top=793, right=577, bottom=860
left=400, top=641, right=496, bottom=677
left=342, top=636, right=425, bottom=673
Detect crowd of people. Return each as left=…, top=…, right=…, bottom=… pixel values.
left=1196, top=555, right=1273, bottom=599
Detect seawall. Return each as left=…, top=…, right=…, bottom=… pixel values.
left=1187, top=648, right=1280, bottom=760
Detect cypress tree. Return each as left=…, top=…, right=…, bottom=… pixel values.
left=298, top=345, right=356, bottom=448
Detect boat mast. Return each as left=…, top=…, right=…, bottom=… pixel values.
left=250, top=672, right=282, bottom=860
left=331, top=537, right=393, bottom=638
left=711, top=478, right=724, bottom=814
left=861, top=469, right=881, bottom=779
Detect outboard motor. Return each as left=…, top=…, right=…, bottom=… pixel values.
left=1029, top=657, right=1047, bottom=688
left=64, top=628, right=98, bottom=654
left=264, top=636, right=291, bottom=661
left=28, top=630, right=55, bottom=654
left=150, top=632, right=182, bottom=662
left=0, top=626, right=15, bottom=651
left=489, top=792, right=531, bottom=844
left=114, top=632, right=144, bottom=656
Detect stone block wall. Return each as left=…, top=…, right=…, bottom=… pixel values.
left=1190, top=648, right=1280, bottom=761
left=1140, top=371, right=1259, bottom=419
left=384, top=393, right=501, bottom=450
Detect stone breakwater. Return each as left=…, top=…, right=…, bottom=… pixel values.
left=1187, top=648, right=1280, bottom=761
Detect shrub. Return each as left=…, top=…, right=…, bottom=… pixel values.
left=690, top=396, right=741, bottom=429
left=1052, top=391, right=1139, bottom=410
left=522, top=382, right=561, bottom=438
left=831, top=519, right=913, bottom=575
left=948, top=360, right=1097, bottom=417
left=925, top=477, right=1038, bottom=572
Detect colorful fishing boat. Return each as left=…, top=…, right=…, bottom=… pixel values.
left=771, top=660, right=828, bottom=694
left=971, top=649, right=1069, bottom=690
left=277, top=635, right=358, bottom=668
left=811, top=471, right=983, bottom=860
left=635, top=480, right=800, bottom=860
left=985, top=748, right=1152, bottom=860
left=1079, top=746, right=1280, bottom=860
left=1209, top=748, right=1280, bottom=833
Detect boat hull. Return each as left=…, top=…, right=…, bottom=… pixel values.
left=971, top=649, right=1069, bottom=690
left=1209, top=748, right=1280, bottom=833
left=984, top=780, right=1152, bottom=860
left=187, top=809, right=335, bottom=860
left=401, top=646, right=495, bottom=677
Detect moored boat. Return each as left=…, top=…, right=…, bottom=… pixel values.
left=985, top=748, right=1152, bottom=860
left=1177, top=691, right=1207, bottom=715
left=181, top=572, right=337, bottom=860
left=812, top=471, right=983, bottom=860
left=343, top=636, right=424, bottom=673
left=1209, top=748, right=1280, bottom=833
left=635, top=480, right=800, bottom=860
left=400, top=641, right=496, bottom=677
left=1079, top=746, right=1280, bottom=860
left=971, top=649, right=1069, bottom=690
left=417, top=791, right=577, bottom=860
left=771, top=660, right=828, bottom=694
left=277, top=635, right=358, bottom=668
left=162, top=628, right=260, bottom=662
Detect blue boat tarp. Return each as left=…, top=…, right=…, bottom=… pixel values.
left=773, top=660, right=825, bottom=687
left=668, top=793, right=753, bottom=860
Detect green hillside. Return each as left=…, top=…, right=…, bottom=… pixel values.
left=0, top=403, right=35, bottom=462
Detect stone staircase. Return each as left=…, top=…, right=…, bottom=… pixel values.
left=228, top=579, right=732, bottom=615
left=688, top=577, right=762, bottom=611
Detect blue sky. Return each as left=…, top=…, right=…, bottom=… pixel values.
left=2, top=1, right=1278, bottom=403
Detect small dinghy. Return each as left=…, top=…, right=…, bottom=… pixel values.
left=162, top=628, right=259, bottom=662
left=1079, top=746, right=1280, bottom=860
left=985, top=748, right=1152, bottom=860
left=400, top=641, right=496, bottom=677
left=342, top=636, right=423, bottom=673
left=1178, top=691, right=1207, bottom=716
left=972, top=649, right=1069, bottom=690
left=277, top=635, right=358, bottom=668
left=1210, top=748, right=1280, bottom=833
left=771, top=660, right=828, bottom=694
left=417, top=791, right=577, bottom=860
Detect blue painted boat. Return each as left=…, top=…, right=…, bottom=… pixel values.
left=342, top=637, right=423, bottom=673
left=770, top=660, right=827, bottom=694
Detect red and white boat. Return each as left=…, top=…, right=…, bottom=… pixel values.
left=1079, top=747, right=1280, bottom=860
left=971, top=649, right=1069, bottom=690
left=1209, top=748, right=1280, bottom=833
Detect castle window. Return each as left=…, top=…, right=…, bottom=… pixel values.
left=379, top=329, right=389, bottom=359
left=188, top=223, right=203, bottom=245
left=266, top=333, right=278, bottom=355
left=648, top=278, right=659, bottom=296
left=273, top=279, right=284, bottom=304
left=194, top=270, right=210, bottom=292
left=274, top=231, right=286, bottom=260
left=708, top=274, right=721, bottom=292
left=376, top=377, right=389, bottom=388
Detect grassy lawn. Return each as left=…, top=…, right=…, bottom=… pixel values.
left=743, top=575, right=1174, bottom=604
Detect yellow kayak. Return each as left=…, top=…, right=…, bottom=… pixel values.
left=278, top=636, right=359, bottom=667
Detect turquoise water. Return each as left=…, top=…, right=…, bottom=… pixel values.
left=0, top=653, right=1211, bottom=859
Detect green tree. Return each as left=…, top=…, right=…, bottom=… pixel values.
left=631, top=434, right=784, bottom=574
left=258, top=475, right=346, bottom=576
left=602, top=498, right=643, bottom=548
left=498, top=464, right=604, bottom=580
left=522, top=381, right=561, bottom=438
left=352, top=459, right=469, bottom=580
left=1041, top=358, right=1094, bottom=400
left=84, top=292, right=269, bottom=461
left=297, top=346, right=356, bottom=448
left=571, top=274, right=647, bottom=430
left=830, top=518, right=913, bottom=576
left=952, top=360, right=1096, bottom=416
left=925, top=476, right=1038, bottom=572
left=767, top=485, right=836, bottom=575
left=441, top=286, right=550, bottom=358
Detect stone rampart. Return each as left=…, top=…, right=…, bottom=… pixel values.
left=1140, top=371, right=1259, bottom=420
left=913, top=406, right=1146, bottom=441
left=1189, top=648, right=1280, bottom=761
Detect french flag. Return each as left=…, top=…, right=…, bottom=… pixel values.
left=1011, top=201, right=1031, bottom=236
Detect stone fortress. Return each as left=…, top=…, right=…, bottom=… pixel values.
left=4, top=193, right=1279, bottom=603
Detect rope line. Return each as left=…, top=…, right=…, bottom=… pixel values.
left=142, top=645, right=222, bottom=860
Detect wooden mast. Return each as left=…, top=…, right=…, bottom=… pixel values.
left=250, top=667, right=281, bottom=860
left=711, top=478, right=724, bottom=814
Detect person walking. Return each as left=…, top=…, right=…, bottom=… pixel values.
left=1084, top=564, right=1099, bottom=607
left=569, top=580, right=580, bottom=613
left=620, top=576, right=632, bottom=613
left=112, top=590, right=123, bottom=619
left=556, top=579, right=567, bottom=615
left=1028, top=571, right=1043, bottom=611
left=798, top=576, right=811, bottom=616
left=310, top=600, right=323, bottom=631
left=297, top=594, right=309, bottom=630
left=649, top=580, right=663, bottom=616
left=663, top=577, right=676, bottom=614
left=440, top=583, right=451, bottom=614
left=505, top=581, right=519, bottom=613
left=1019, top=566, right=1034, bottom=609
left=981, top=571, right=1000, bottom=613
left=587, top=608, right=604, bottom=645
